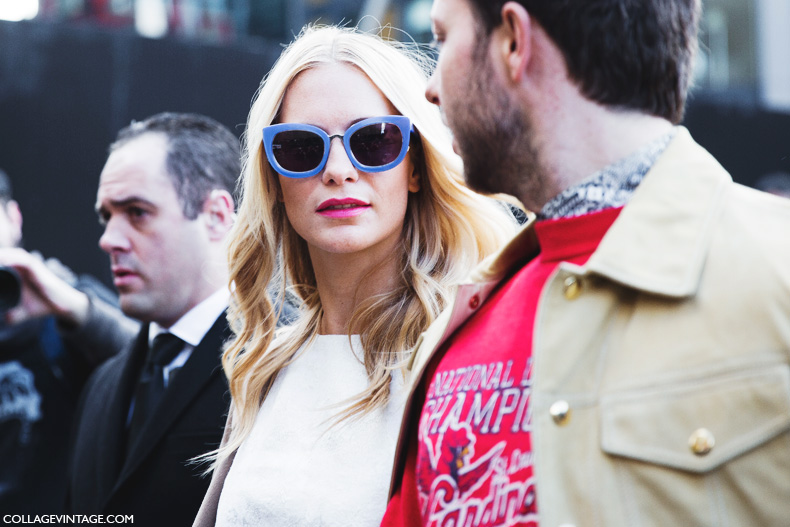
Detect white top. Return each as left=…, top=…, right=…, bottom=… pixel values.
left=215, top=334, right=408, bottom=527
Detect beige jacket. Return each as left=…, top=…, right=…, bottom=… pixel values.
left=390, top=127, right=790, bottom=527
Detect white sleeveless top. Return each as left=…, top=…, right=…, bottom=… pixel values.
left=215, top=334, right=408, bottom=527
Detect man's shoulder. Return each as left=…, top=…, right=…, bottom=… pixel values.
left=87, top=340, right=135, bottom=387
left=728, top=181, right=790, bottom=220
left=710, top=183, right=790, bottom=296
left=198, top=311, right=233, bottom=348
left=718, top=182, right=790, bottom=259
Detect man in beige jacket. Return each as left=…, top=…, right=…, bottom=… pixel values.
left=382, top=1, right=790, bottom=526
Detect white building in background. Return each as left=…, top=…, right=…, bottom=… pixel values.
left=696, top=0, right=789, bottom=113
left=755, top=0, right=790, bottom=112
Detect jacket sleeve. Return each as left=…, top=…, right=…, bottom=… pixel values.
left=192, top=408, right=238, bottom=527
left=58, top=292, right=139, bottom=366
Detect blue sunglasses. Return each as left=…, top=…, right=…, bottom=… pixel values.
left=262, top=115, right=414, bottom=178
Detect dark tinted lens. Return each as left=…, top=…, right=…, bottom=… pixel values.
left=349, top=122, right=403, bottom=167
left=271, top=130, right=325, bottom=172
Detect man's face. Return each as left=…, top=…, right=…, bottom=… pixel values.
left=426, top=0, right=544, bottom=205
left=96, top=133, right=214, bottom=327
left=0, top=200, right=22, bottom=248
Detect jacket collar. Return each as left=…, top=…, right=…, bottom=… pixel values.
left=112, top=314, right=231, bottom=495
left=468, top=127, right=730, bottom=298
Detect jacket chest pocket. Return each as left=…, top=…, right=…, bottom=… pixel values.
left=599, top=364, right=790, bottom=527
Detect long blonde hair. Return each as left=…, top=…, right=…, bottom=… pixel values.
left=215, top=25, right=517, bottom=467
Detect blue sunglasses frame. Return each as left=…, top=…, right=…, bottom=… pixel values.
left=262, top=115, right=414, bottom=178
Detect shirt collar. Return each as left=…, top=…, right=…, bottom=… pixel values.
left=149, top=287, right=230, bottom=347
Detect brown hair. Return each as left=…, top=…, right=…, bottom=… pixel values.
left=466, top=0, right=701, bottom=123
left=111, top=112, right=240, bottom=219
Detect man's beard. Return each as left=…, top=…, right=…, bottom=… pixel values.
left=447, top=45, right=548, bottom=211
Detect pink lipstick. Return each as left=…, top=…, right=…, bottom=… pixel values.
left=316, top=198, right=370, bottom=218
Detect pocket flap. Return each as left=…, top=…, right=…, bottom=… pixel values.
left=600, top=364, right=790, bottom=473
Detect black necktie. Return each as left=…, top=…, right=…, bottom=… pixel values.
left=127, top=333, right=184, bottom=447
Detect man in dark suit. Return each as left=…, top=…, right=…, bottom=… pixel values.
left=69, top=112, right=292, bottom=525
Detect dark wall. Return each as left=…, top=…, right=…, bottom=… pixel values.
left=0, top=20, right=281, bottom=286
left=1, top=20, right=789, bottom=287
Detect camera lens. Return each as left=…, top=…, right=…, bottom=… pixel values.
left=0, top=266, right=22, bottom=312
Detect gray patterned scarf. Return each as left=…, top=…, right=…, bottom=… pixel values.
left=538, top=130, right=675, bottom=220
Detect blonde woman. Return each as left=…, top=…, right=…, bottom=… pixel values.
left=194, top=25, right=519, bottom=527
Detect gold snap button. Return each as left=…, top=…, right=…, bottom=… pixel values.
left=549, top=400, right=571, bottom=426
left=469, top=295, right=480, bottom=309
left=688, top=428, right=715, bottom=456
left=563, top=276, right=581, bottom=300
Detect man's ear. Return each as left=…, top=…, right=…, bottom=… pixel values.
left=202, top=189, right=234, bottom=239
left=497, top=2, right=532, bottom=85
left=4, top=200, right=23, bottom=246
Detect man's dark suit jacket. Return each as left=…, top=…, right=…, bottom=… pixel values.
left=68, top=314, right=232, bottom=526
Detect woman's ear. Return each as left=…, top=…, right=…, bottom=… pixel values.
left=408, top=167, right=421, bottom=193
left=407, top=139, right=423, bottom=193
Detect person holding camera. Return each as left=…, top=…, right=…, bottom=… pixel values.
left=0, top=168, right=137, bottom=513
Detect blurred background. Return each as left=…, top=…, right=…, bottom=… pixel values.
left=1, top=0, right=788, bottom=287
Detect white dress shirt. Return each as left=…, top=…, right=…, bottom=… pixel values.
left=149, top=287, right=230, bottom=386
left=126, top=287, right=230, bottom=427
